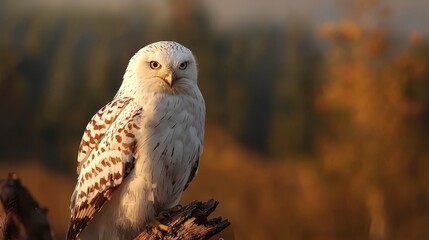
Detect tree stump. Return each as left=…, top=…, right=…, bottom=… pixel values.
left=0, top=173, right=53, bottom=240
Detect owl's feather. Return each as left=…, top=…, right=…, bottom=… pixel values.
left=67, top=97, right=142, bottom=240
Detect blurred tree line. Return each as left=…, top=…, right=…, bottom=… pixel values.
left=0, top=0, right=428, bottom=170
left=0, top=0, right=322, bottom=168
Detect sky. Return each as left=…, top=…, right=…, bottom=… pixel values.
left=203, top=0, right=429, bottom=34
left=5, top=0, right=429, bottom=35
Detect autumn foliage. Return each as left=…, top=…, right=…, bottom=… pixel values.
left=316, top=10, right=429, bottom=240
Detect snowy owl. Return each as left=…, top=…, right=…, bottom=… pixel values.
left=66, top=41, right=205, bottom=240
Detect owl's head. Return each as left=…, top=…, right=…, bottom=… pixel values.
left=117, top=41, right=198, bottom=98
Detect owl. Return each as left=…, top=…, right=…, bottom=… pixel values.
left=66, top=41, right=205, bottom=240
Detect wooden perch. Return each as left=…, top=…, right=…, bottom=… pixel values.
left=0, top=173, right=230, bottom=239
left=0, top=173, right=53, bottom=240
left=134, top=199, right=230, bottom=240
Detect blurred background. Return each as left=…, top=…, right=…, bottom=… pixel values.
left=1, top=0, right=429, bottom=239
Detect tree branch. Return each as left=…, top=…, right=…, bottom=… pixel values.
left=134, top=199, right=230, bottom=240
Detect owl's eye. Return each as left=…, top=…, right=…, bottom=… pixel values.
left=149, top=61, right=161, bottom=69
left=179, top=62, right=188, bottom=70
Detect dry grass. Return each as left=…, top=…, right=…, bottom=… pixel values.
left=0, top=125, right=330, bottom=239
left=184, top=125, right=368, bottom=240
left=0, top=124, right=426, bottom=239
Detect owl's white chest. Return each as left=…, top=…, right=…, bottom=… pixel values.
left=83, top=93, right=204, bottom=239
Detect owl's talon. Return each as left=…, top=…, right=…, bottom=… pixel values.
left=172, top=204, right=183, bottom=211
left=157, top=223, right=171, bottom=232
left=158, top=204, right=183, bottom=218
left=147, top=219, right=172, bottom=237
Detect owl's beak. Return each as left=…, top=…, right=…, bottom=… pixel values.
left=164, top=71, right=176, bottom=88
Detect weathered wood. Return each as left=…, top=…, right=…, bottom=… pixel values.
left=0, top=173, right=53, bottom=240
left=134, top=199, right=230, bottom=240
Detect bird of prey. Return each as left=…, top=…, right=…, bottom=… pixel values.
left=66, top=41, right=205, bottom=240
